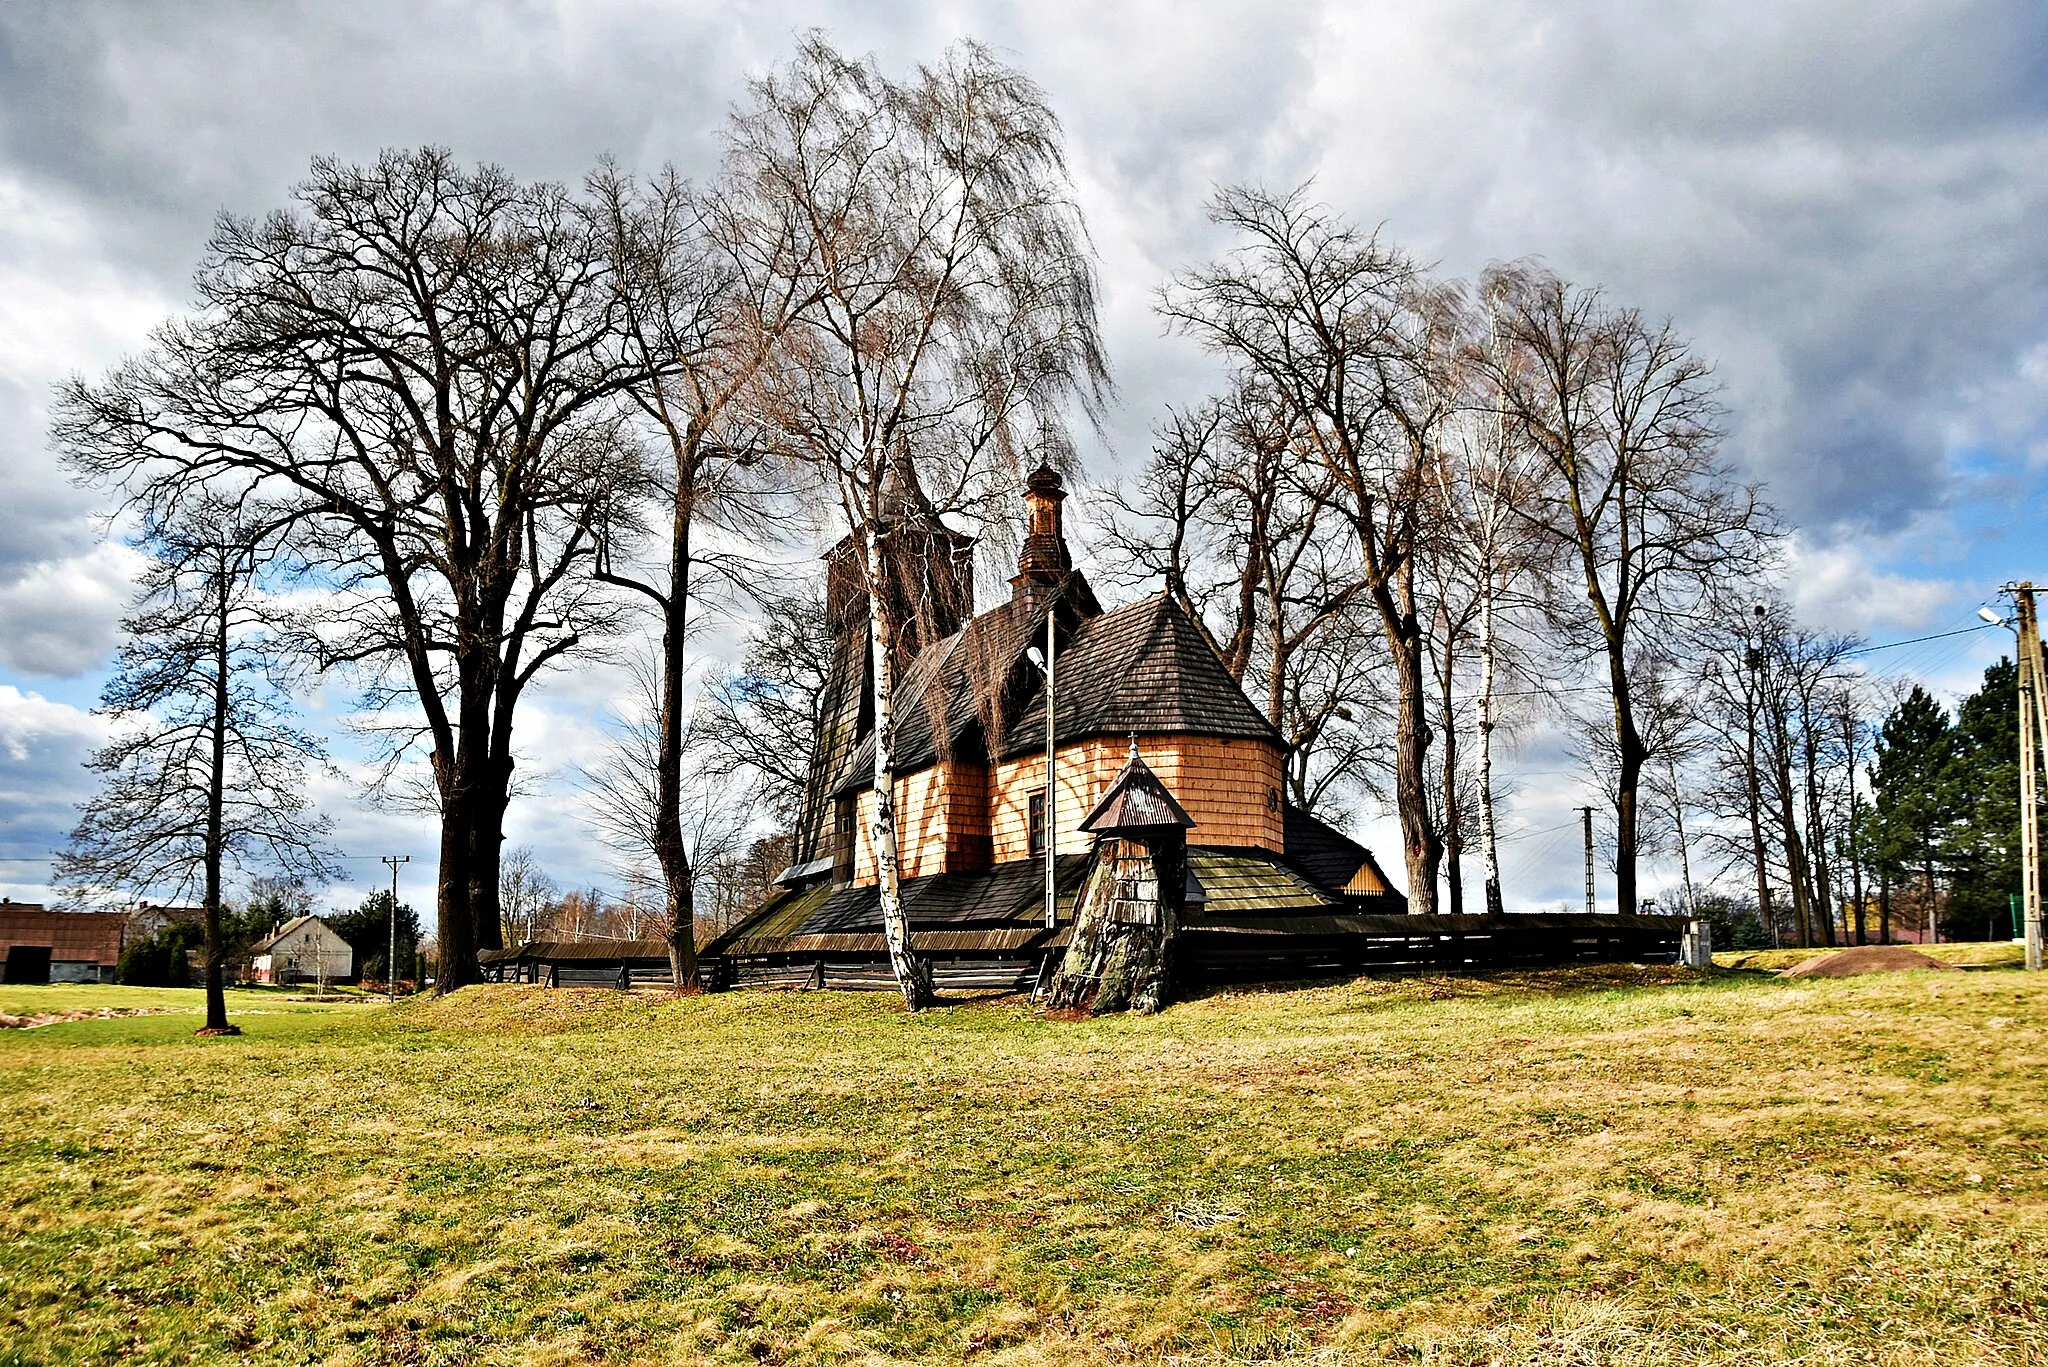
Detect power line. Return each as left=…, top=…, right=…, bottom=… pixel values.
left=1844, top=622, right=1999, bottom=657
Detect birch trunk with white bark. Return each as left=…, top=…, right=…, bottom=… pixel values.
left=865, top=523, right=935, bottom=1009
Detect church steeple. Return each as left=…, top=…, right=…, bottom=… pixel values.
left=1010, top=464, right=1073, bottom=611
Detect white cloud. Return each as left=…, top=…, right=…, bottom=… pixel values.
left=1784, top=536, right=1956, bottom=634
left=0, top=540, right=140, bottom=676
left=5, top=0, right=2048, bottom=911
left=0, top=685, right=107, bottom=900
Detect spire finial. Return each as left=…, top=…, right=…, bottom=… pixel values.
left=1128, top=732, right=1139, bottom=763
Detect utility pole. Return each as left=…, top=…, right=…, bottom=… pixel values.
left=1992, top=584, right=2047, bottom=971
left=380, top=855, right=410, bottom=1002
left=1579, top=806, right=1596, bottom=916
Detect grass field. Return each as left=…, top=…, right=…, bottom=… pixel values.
left=1, top=964, right=2043, bottom=1366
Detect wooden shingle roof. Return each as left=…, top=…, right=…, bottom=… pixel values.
left=1079, top=742, right=1196, bottom=834
left=706, top=855, right=1092, bottom=955
left=999, top=593, right=1280, bottom=759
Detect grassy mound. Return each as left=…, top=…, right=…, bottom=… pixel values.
left=1717, top=940, right=2024, bottom=972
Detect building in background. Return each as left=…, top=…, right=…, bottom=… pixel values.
left=0, top=900, right=125, bottom=984
left=249, top=915, right=355, bottom=985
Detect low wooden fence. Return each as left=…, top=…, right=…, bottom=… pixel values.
left=488, top=914, right=1687, bottom=994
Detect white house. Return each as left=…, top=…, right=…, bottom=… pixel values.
left=249, top=915, right=354, bottom=985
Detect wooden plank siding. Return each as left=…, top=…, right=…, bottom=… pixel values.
left=988, top=735, right=1285, bottom=863
left=1341, top=861, right=1394, bottom=896
left=847, top=734, right=1285, bottom=887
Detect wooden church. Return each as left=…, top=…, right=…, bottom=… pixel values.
left=700, top=467, right=1684, bottom=1003
left=701, top=465, right=1418, bottom=996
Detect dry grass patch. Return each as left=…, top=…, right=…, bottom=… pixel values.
left=0, top=966, right=2043, bottom=1364
left=1718, top=942, right=2024, bottom=972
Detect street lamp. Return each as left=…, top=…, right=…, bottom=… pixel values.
left=1026, top=621, right=1058, bottom=931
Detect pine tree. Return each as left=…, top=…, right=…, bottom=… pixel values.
left=1944, top=660, right=2022, bottom=941
left=1870, top=685, right=1957, bottom=942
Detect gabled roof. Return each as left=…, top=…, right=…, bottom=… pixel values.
left=832, top=591, right=1283, bottom=800
left=1000, top=593, right=1280, bottom=758
left=1079, top=742, right=1196, bottom=834
left=250, top=915, right=343, bottom=954
left=1278, top=805, right=1405, bottom=903
left=831, top=590, right=1087, bottom=797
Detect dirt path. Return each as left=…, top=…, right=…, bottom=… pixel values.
left=0, top=1006, right=186, bottom=1030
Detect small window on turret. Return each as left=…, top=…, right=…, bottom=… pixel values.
left=1028, top=790, right=1047, bottom=857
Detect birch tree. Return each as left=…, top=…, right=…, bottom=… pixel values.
left=55, top=502, right=337, bottom=1034
left=727, top=37, right=1109, bottom=1006
left=1102, top=380, right=1382, bottom=818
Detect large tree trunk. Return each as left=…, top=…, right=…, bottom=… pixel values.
left=1772, top=745, right=1815, bottom=949
left=1607, top=645, right=1645, bottom=917
left=435, top=790, right=481, bottom=993
left=656, top=487, right=699, bottom=991
left=471, top=758, right=510, bottom=955
left=866, top=526, right=934, bottom=1009
left=200, top=565, right=237, bottom=1036
left=1048, top=835, right=1183, bottom=1015
left=434, top=698, right=493, bottom=993
left=1391, top=641, right=1439, bottom=915
left=1380, top=560, right=1440, bottom=915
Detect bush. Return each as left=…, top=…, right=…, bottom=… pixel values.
left=116, top=923, right=203, bottom=987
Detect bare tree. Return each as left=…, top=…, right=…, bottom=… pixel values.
left=1102, top=380, right=1382, bottom=820
left=498, top=845, right=557, bottom=946
left=1162, top=186, right=1451, bottom=912
left=727, top=37, right=1110, bottom=1006
left=580, top=163, right=803, bottom=990
left=55, top=500, right=337, bottom=1034
left=696, top=583, right=836, bottom=830
left=580, top=657, right=760, bottom=951
left=1453, top=287, right=1554, bottom=916
left=1752, top=607, right=1862, bottom=947
left=1484, top=263, right=1773, bottom=919
left=55, top=149, right=648, bottom=992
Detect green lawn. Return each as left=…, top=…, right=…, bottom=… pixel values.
left=1, top=965, right=2042, bottom=1365
left=0, top=983, right=377, bottom=1021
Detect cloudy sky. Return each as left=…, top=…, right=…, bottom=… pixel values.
left=2, top=0, right=2044, bottom=915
